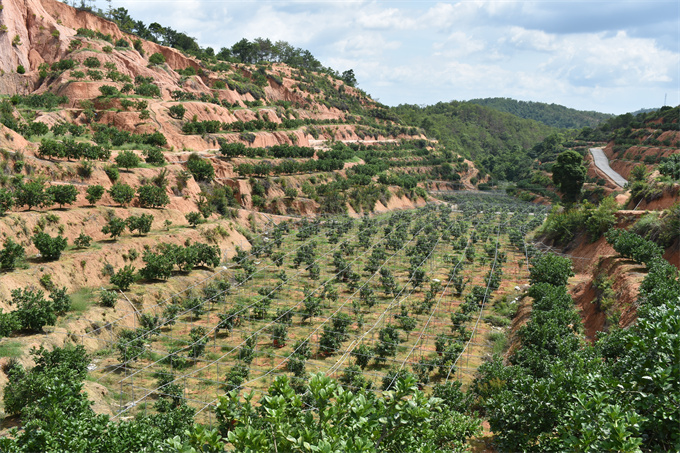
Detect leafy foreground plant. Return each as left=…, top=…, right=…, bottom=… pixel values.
left=1, top=347, right=480, bottom=453
left=470, top=252, right=680, bottom=452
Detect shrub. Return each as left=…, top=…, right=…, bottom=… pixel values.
left=143, top=148, right=165, bottom=165
left=0, top=188, right=15, bottom=215
left=9, top=288, right=56, bottom=332
left=100, top=290, right=117, bottom=307
left=74, top=233, right=92, bottom=249
left=114, top=150, right=140, bottom=170
left=605, top=229, right=663, bottom=266
left=32, top=232, right=67, bottom=261
left=137, top=184, right=169, bottom=208
left=104, top=165, right=119, bottom=182
left=115, top=38, right=129, bottom=47
left=49, top=287, right=71, bottom=315
left=110, top=264, right=136, bottom=290
left=168, top=104, right=186, bottom=120
left=101, top=216, right=127, bottom=240
left=85, top=184, right=105, bottom=205
left=108, top=182, right=135, bottom=206
left=529, top=253, right=574, bottom=287
left=83, top=56, right=100, bottom=68
left=185, top=211, right=204, bottom=227
left=98, top=85, right=120, bottom=97
left=126, top=213, right=153, bottom=235
left=135, top=83, right=160, bottom=97
left=15, top=179, right=53, bottom=210
left=0, top=238, right=25, bottom=270
left=46, top=184, right=78, bottom=209
left=148, top=52, right=165, bottom=66
left=186, top=154, right=214, bottom=182
left=17, top=65, right=25, bottom=74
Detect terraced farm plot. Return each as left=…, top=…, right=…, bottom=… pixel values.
left=85, top=194, right=547, bottom=423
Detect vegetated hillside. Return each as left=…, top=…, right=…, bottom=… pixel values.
left=583, top=105, right=679, bottom=210
left=502, top=105, right=680, bottom=205
left=467, top=97, right=613, bottom=129
left=392, top=101, right=556, bottom=182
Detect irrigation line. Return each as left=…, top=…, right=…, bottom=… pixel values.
left=109, top=211, right=426, bottom=418
left=98, top=215, right=398, bottom=388
left=323, top=213, right=458, bottom=379
left=445, top=214, right=506, bottom=382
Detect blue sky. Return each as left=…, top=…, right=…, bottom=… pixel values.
left=99, top=0, right=679, bottom=114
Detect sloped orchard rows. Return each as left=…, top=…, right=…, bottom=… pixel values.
left=87, top=197, right=545, bottom=420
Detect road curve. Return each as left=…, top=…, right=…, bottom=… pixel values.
left=590, top=147, right=627, bottom=188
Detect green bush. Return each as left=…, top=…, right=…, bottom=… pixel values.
left=101, top=216, right=127, bottom=240
left=114, top=150, right=140, bottom=170
left=100, top=289, right=117, bottom=307
left=108, top=182, right=135, bottom=206
left=168, top=104, right=186, bottom=120
left=126, top=213, right=153, bottom=235
left=32, top=232, right=67, bottom=261
left=143, top=147, right=165, bottom=165
left=110, top=264, right=136, bottom=291
left=605, top=229, right=663, bottom=266
left=186, top=154, right=215, bottom=182
left=148, top=52, right=165, bottom=65
left=137, top=184, right=169, bottom=208
left=0, top=238, right=25, bottom=270
left=529, top=253, right=574, bottom=287
left=85, top=184, right=105, bottom=205
left=83, top=56, right=100, bottom=68
left=74, top=233, right=92, bottom=249
left=9, top=288, right=56, bottom=332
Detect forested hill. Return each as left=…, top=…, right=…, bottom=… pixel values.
left=393, top=101, right=554, bottom=178
left=466, top=97, right=613, bottom=129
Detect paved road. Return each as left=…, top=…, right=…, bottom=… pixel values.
left=590, top=147, right=627, bottom=187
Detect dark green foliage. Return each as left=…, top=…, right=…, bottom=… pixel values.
left=143, top=147, right=165, bottom=165
left=32, top=232, right=67, bottom=261
left=658, top=153, right=680, bottom=180
left=85, top=184, right=105, bottom=205
left=0, top=238, right=25, bottom=270
left=137, top=184, right=169, bottom=208
left=102, top=216, right=127, bottom=240
left=467, top=98, right=612, bottom=128
left=215, top=373, right=481, bottom=452
left=375, top=324, right=401, bottom=364
left=110, top=264, right=136, bottom=291
left=186, top=154, right=214, bottom=182
left=9, top=288, right=56, bottom=332
left=188, top=327, right=208, bottom=359
left=148, top=52, right=166, bottom=65
left=98, top=85, right=120, bottom=97
left=117, top=328, right=148, bottom=364
left=139, top=249, right=175, bottom=280
left=185, top=211, right=203, bottom=227
left=83, top=56, right=101, bottom=68
left=49, top=287, right=71, bottom=315
left=15, top=179, right=53, bottom=210
left=605, top=228, right=664, bottom=266
left=100, top=289, right=117, bottom=308
left=168, top=104, right=186, bottom=120
left=126, top=213, right=154, bottom=235
left=115, top=150, right=141, bottom=170
left=108, top=182, right=135, bottom=206
left=47, top=184, right=78, bottom=208
left=529, top=253, right=574, bottom=287
left=0, top=188, right=15, bottom=215
left=552, top=150, right=586, bottom=203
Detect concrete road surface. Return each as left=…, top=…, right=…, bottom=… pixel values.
left=590, top=148, right=627, bottom=187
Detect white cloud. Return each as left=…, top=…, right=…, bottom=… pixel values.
left=100, top=0, right=679, bottom=113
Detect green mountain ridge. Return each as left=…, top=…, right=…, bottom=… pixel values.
left=466, top=97, right=613, bottom=129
